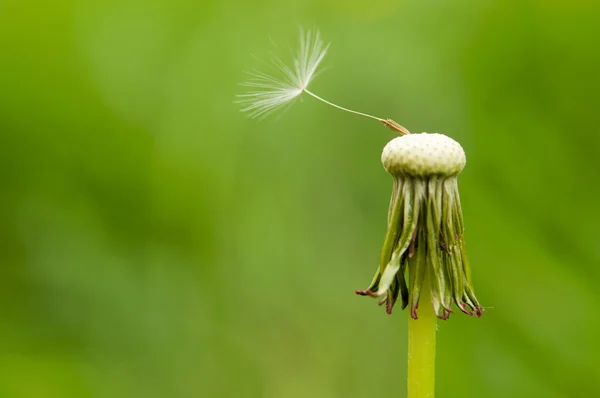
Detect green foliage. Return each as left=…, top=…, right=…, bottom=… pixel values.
left=1, top=1, right=599, bottom=397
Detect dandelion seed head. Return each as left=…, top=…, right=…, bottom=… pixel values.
left=237, top=27, right=330, bottom=119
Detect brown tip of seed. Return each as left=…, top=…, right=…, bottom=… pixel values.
left=381, top=119, right=411, bottom=135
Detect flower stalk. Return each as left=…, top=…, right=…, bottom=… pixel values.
left=408, top=276, right=436, bottom=398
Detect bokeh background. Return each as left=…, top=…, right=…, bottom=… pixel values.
left=1, top=1, right=599, bottom=397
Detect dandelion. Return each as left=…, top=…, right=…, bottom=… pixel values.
left=239, top=27, right=484, bottom=398
left=355, top=133, right=483, bottom=319
left=352, top=133, right=484, bottom=398
left=236, top=27, right=410, bottom=135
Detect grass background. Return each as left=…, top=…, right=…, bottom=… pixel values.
left=1, top=1, right=599, bottom=397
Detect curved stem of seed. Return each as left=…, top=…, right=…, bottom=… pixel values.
left=408, top=276, right=437, bottom=398
left=304, top=89, right=410, bottom=135
left=304, top=89, right=382, bottom=121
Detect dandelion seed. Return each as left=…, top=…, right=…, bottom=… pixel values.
left=237, top=27, right=411, bottom=135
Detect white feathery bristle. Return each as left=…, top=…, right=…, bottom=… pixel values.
left=236, top=28, right=330, bottom=118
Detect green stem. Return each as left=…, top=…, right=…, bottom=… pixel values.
left=407, top=276, right=437, bottom=398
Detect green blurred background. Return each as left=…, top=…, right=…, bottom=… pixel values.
left=1, top=1, right=599, bottom=397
